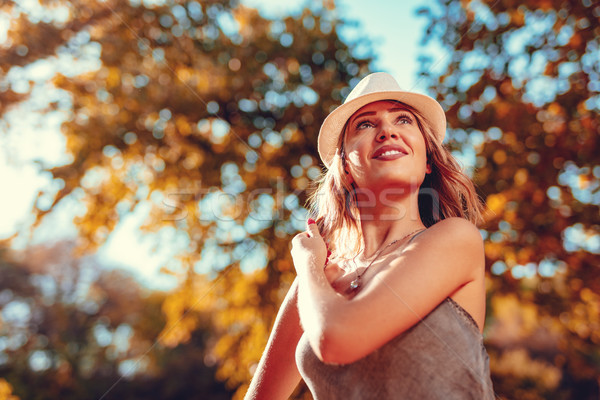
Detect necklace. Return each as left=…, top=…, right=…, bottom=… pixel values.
left=347, top=228, right=425, bottom=293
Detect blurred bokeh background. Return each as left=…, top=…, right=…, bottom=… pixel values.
left=0, top=0, right=598, bottom=399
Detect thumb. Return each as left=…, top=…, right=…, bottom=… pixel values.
left=306, top=218, right=321, bottom=238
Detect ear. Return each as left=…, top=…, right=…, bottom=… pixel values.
left=426, top=163, right=432, bottom=174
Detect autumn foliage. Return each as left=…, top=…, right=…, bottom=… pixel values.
left=0, top=0, right=598, bottom=399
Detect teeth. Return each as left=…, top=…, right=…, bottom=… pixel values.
left=377, top=150, right=404, bottom=157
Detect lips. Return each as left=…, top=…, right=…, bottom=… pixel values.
left=371, top=144, right=409, bottom=160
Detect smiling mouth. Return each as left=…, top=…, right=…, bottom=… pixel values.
left=373, top=150, right=407, bottom=160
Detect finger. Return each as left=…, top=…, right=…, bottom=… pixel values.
left=306, top=219, right=321, bottom=238
left=306, top=218, right=315, bottom=237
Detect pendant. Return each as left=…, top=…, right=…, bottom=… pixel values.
left=349, top=278, right=360, bottom=290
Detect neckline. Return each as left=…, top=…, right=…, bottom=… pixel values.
left=332, top=229, right=427, bottom=296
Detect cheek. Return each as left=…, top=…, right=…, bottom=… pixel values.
left=407, top=132, right=429, bottom=170
left=412, top=132, right=428, bottom=158
left=344, top=138, right=367, bottom=165
left=347, top=150, right=363, bottom=168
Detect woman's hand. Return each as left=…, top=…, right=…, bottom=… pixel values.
left=291, top=218, right=327, bottom=275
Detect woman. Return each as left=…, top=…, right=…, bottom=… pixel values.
left=245, top=72, right=496, bottom=399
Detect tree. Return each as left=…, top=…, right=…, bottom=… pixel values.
left=0, top=240, right=231, bottom=399
left=420, top=1, right=599, bottom=398
left=0, top=0, right=371, bottom=398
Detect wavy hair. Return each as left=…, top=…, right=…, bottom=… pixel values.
left=306, top=101, right=485, bottom=260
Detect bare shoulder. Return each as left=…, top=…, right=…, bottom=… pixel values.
left=417, top=217, right=483, bottom=253
left=428, top=217, right=481, bottom=238
left=406, top=217, right=485, bottom=282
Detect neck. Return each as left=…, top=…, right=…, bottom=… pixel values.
left=355, top=185, right=426, bottom=259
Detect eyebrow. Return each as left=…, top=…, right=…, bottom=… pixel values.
left=351, top=111, right=376, bottom=121
left=350, top=107, right=413, bottom=124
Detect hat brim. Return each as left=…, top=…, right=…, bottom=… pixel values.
left=318, top=91, right=446, bottom=167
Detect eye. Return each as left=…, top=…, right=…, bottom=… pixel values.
left=355, top=120, right=375, bottom=130
left=395, top=114, right=413, bottom=124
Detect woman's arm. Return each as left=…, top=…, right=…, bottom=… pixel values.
left=244, top=278, right=304, bottom=400
left=293, top=217, right=484, bottom=365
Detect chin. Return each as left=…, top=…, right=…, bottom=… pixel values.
left=362, top=174, right=425, bottom=191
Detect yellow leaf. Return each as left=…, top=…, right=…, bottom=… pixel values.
left=0, top=378, right=20, bottom=400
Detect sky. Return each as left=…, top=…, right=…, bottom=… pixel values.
left=241, top=0, right=443, bottom=91
left=0, top=0, right=445, bottom=290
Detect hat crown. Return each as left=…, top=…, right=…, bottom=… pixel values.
left=345, top=72, right=403, bottom=104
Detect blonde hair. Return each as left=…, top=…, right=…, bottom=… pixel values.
left=307, top=101, right=485, bottom=260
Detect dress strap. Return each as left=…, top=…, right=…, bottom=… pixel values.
left=406, top=228, right=427, bottom=244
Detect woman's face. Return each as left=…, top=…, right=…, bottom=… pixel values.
left=343, top=100, right=430, bottom=191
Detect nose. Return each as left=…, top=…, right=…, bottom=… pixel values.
left=376, top=122, right=398, bottom=142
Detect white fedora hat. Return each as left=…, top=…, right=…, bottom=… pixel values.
left=317, top=72, right=446, bottom=167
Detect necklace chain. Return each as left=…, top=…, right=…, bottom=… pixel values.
left=347, top=228, right=425, bottom=293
